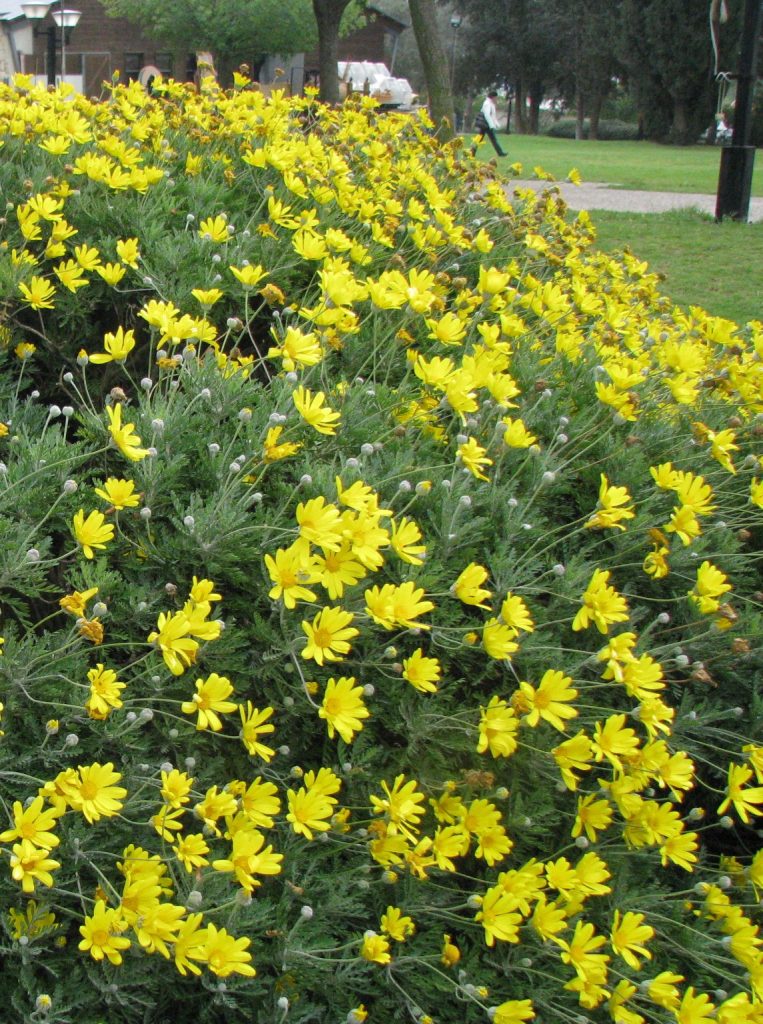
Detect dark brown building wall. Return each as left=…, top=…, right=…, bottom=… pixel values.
left=24, top=0, right=191, bottom=96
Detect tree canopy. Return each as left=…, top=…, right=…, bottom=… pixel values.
left=103, top=0, right=317, bottom=82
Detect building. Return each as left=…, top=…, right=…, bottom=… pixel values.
left=0, top=0, right=194, bottom=94
left=0, top=0, right=408, bottom=97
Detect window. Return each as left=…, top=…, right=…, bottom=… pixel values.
left=155, top=52, right=172, bottom=77
left=124, top=52, right=144, bottom=81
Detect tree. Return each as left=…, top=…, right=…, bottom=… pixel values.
left=546, top=0, right=622, bottom=140
left=103, top=0, right=316, bottom=85
left=312, top=0, right=352, bottom=104
left=408, top=0, right=456, bottom=139
left=458, top=0, right=562, bottom=133
left=619, top=0, right=742, bottom=142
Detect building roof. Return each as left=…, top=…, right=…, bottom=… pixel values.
left=366, top=3, right=408, bottom=30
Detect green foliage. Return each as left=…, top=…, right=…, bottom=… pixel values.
left=0, top=75, right=761, bottom=1024
left=545, top=118, right=640, bottom=141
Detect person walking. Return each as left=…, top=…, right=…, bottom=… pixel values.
left=471, top=90, right=507, bottom=157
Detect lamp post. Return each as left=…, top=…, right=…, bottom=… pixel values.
left=449, top=14, right=462, bottom=93
left=21, top=0, right=81, bottom=87
left=715, top=0, right=763, bottom=220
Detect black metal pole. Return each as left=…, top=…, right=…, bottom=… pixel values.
left=715, top=0, right=763, bottom=220
left=46, top=25, right=56, bottom=86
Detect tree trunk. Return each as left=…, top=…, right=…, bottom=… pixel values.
left=588, top=92, right=603, bottom=140
left=408, top=0, right=455, bottom=141
left=313, top=0, right=349, bottom=105
left=528, top=80, right=542, bottom=134
left=514, top=79, right=527, bottom=133
left=672, top=97, right=688, bottom=142
left=575, top=87, right=585, bottom=140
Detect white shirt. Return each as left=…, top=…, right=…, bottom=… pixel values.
left=480, top=96, right=499, bottom=130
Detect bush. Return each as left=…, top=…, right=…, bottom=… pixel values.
left=0, top=74, right=761, bottom=1024
left=545, top=118, right=641, bottom=141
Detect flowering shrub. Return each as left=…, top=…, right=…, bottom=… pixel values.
left=0, top=73, right=761, bottom=1024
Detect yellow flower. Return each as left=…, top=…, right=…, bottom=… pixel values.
left=265, top=541, right=320, bottom=608
left=89, top=326, right=136, bottom=364
left=665, top=504, right=701, bottom=546
left=95, top=262, right=127, bottom=286
left=458, top=437, right=493, bottom=481
left=78, top=900, right=130, bottom=964
left=203, top=923, right=256, bottom=977
left=198, top=215, right=230, bottom=242
left=673, top=988, right=715, bottom=1024
left=318, top=675, right=370, bottom=742
left=54, top=258, right=89, bottom=292
left=554, top=919, right=609, bottom=980
left=94, top=476, right=140, bottom=510
left=453, top=562, right=492, bottom=609
left=181, top=672, right=237, bottom=731
left=380, top=906, right=415, bottom=942
left=441, top=933, right=461, bottom=966
left=301, top=606, right=359, bottom=665
left=592, top=714, right=640, bottom=772
left=425, top=311, right=467, bottom=346
left=572, top=569, right=629, bottom=634
left=475, top=884, right=522, bottom=946
left=493, top=1000, right=535, bottom=1024
left=115, top=237, right=140, bottom=268
left=518, top=669, right=578, bottom=732
left=500, top=593, right=534, bottom=633
left=229, top=263, right=268, bottom=288
left=60, top=586, right=99, bottom=617
left=296, top=496, right=343, bottom=551
left=585, top=474, right=635, bottom=531
left=287, top=768, right=341, bottom=839
left=572, top=795, right=613, bottom=842
left=85, top=663, right=125, bottom=719
left=72, top=508, right=115, bottom=559
left=293, top=385, right=341, bottom=435
left=360, top=931, right=391, bottom=964
left=70, top=762, right=127, bottom=823
left=106, top=403, right=150, bottom=461
left=477, top=696, right=519, bottom=758
left=370, top=775, right=426, bottom=840
left=483, top=618, right=519, bottom=660
left=0, top=795, right=61, bottom=850
left=609, top=910, right=654, bottom=970
left=389, top=517, right=427, bottom=565
left=15, top=341, right=36, bottom=360
left=645, top=971, right=684, bottom=1011
left=717, top=763, right=763, bottom=824
left=212, top=827, right=283, bottom=892
left=365, top=581, right=435, bottom=631
left=262, top=425, right=302, bottom=463
left=502, top=417, right=537, bottom=448
left=750, top=478, right=763, bottom=508
left=19, top=275, right=56, bottom=309
left=267, top=325, right=322, bottom=371
left=191, top=287, right=223, bottom=306
left=552, top=730, right=595, bottom=790
left=238, top=702, right=276, bottom=760
left=689, top=560, right=732, bottom=615
left=147, top=610, right=199, bottom=676
left=402, top=649, right=441, bottom=693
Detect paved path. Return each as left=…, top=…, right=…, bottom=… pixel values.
left=510, top=179, right=763, bottom=223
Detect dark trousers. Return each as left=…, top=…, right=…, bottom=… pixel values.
left=471, top=126, right=506, bottom=157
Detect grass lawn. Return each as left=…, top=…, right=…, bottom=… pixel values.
left=589, top=209, right=763, bottom=324
left=472, top=134, right=763, bottom=195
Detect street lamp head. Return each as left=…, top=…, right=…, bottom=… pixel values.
left=51, top=8, right=81, bottom=28
left=20, top=1, right=51, bottom=19
left=450, top=14, right=462, bottom=29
